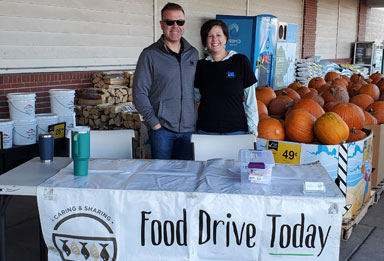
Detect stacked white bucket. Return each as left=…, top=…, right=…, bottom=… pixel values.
left=0, top=118, right=14, bottom=148
left=49, top=89, right=76, bottom=133
left=36, top=113, right=58, bottom=141
left=6, top=93, right=37, bottom=146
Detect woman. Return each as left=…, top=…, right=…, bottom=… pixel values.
left=194, top=19, right=259, bottom=135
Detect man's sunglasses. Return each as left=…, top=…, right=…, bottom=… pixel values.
left=163, top=20, right=185, bottom=26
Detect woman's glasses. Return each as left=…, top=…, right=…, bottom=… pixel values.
left=163, top=20, right=185, bottom=26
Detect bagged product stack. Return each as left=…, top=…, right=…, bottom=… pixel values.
left=294, top=59, right=312, bottom=85
left=296, top=57, right=369, bottom=85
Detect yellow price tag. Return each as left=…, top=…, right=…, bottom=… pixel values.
left=267, top=140, right=301, bottom=165
left=48, top=122, right=66, bottom=139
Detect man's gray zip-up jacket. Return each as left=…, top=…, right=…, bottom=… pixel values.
left=133, top=36, right=199, bottom=133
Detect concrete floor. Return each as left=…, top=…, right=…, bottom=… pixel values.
left=3, top=193, right=384, bottom=260
left=339, top=194, right=384, bottom=261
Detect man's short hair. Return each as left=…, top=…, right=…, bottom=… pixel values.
left=200, top=19, right=229, bottom=47
left=161, top=2, right=185, bottom=20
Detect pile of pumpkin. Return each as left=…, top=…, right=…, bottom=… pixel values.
left=257, top=71, right=384, bottom=145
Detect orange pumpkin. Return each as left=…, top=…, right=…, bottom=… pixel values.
left=359, top=83, right=380, bottom=101
left=346, top=128, right=367, bottom=143
left=332, top=78, right=348, bottom=88
left=363, top=111, right=378, bottom=125
left=302, top=91, right=325, bottom=107
left=296, top=86, right=311, bottom=98
left=285, top=109, right=315, bottom=143
left=258, top=118, right=285, bottom=141
left=318, top=83, right=331, bottom=93
left=341, top=75, right=351, bottom=83
left=376, top=78, right=384, bottom=93
left=349, top=94, right=374, bottom=110
left=293, top=99, right=325, bottom=119
left=350, top=73, right=366, bottom=83
left=308, top=88, right=318, bottom=94
left=324, top=101, right=341, bottom=112
left=257, top=100, right=268, bottom=116
left=347, top=82, right=362, bottom=97
left=331, top=102, right=365, bottom=130
left=268, top=96, right=294, bottom=118
left=366, top=101, right=384, bottom=124
left=325, top=71, right=340, bottom=82
left=256, top=86, right=276, bottom=107
left=369, top=72, right=383, bottom=84
left=287, top=81, right=304, bottom=90
left=308, top=77, right=326, bottom=90
left=314, top=112, right=349, bottom=145
left=259, top=113, right=269, bottom=121
left=321, top=85, right=349, bottom=103
left=276, top=88, right=301, bottom=102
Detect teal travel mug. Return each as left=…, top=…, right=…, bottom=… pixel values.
left=71, top=126, right=90, bottom=176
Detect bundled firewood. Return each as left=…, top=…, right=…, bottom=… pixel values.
left=77, top=86, right=132, bottom=105
left=75, top=102, right=144, bottom=158
left=91, top=71, right=134, bottom=88
left=79, top=71, right=135, bottom=106
left=75, top=102, right=142, bottom=131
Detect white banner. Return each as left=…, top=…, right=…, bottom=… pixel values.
left=37, top=159, right=344, bottom=261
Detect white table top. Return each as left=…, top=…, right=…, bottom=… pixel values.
left=0, top=157, right=72, bottom=196
left=38, top=158, right=344, bottom=200
left=1, top=157, right=344, bottom=200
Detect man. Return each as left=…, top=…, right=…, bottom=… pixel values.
left=133, top=3, right=199, bottom=160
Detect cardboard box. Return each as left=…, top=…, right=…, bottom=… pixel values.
left=364, top=124, right=384, bottom=188
left=257, top=130, right=373, bottom=220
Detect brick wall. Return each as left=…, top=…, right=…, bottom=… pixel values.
left=0, top=72, right=93, bottom=119
left=301, top=0, right=317, bottom=59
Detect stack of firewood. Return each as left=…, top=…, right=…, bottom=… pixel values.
left=75, top=102, right=141, bottom=131
left=75, top=71, right=149, bottom=158
left=75, top=102, right=144, bottom=157
left=92, top=71, right=133, bottom=89
left=78, top=71, right=134, bottom=106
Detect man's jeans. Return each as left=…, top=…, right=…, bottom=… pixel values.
left=149, top=128, right=194, bottom=160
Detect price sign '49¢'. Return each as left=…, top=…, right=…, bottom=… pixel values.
left=267, top=140, right=301, bottom=164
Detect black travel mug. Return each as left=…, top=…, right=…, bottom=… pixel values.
left=39, top=132, right=54, bottom=163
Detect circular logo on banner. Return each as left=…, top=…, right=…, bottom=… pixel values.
left=52, top=213, right=117, bottom=261
left=228, top=23, right=239, bottom=38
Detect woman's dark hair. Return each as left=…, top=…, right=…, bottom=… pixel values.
left=200, top=19, right=229, bottom=47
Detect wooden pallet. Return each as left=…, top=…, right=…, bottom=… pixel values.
left=341, top=190, right=375, bottom=241
left=372, top=180, right=384, bottom=205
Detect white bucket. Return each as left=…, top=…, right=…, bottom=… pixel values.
left=13, top=118, right=37, bottom=145
left=7, top=92, right=36, bottom=120
left=36, top=113, right=58, bottom=140
left=58, top=112, right=76, bottom=132
left=49, top=89, right=75, bottom=116
left=0, top=119, right=14, bottom=149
